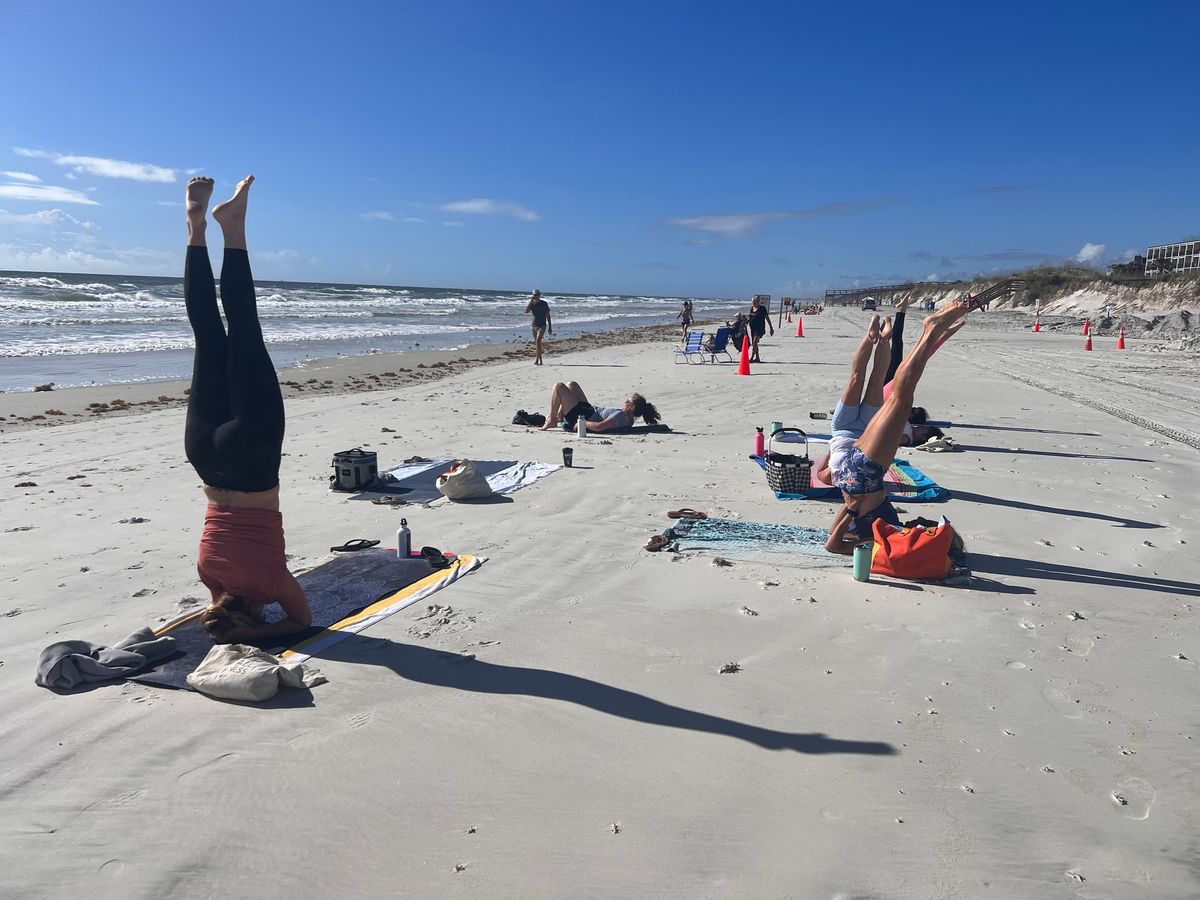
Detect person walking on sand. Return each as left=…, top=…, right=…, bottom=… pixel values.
left=182, top=175, right=313, bottom=643
left=676, top=300, right=694, bottom=339
left=748, top=295, right=773, bottom=363
left=525, top=289, right=552, bottom=365
left=825, top=301, right=970, bottom=554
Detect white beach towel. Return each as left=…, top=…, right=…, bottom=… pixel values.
left=485, top=461, right=561, bottom=495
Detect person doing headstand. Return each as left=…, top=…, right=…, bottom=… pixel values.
left=880, top=291, right=962, bottom=442
left=825, top=301, right=970, bottom=554
left=538, top=381, right=660, bottom=433
left=814, top=314, right=894, bottom=488
left=182, top=175, right=313, bottom=643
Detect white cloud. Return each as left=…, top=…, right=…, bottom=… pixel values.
left=2, top=171, right=40, bottom=183
left=255, top=249, right=299, bottom=263
left=402, top=216, right=426, bottom=224
left=359, top=210, right=394, bottom=221
left=0, top=182, right=99, bottom=205
left=64, top=172, right=77, bottom=180
left=667, top=199, right=896, bottom=238
left=1075, top=242, right=1106, bottom=265
left=442, top=221, right=465, bottom=227
left=0, top=207, right=97, bottom=229
left=158, top=200, right=182, bottom=207
left=669, top=212, right=790, bottom=237
left=438, top=198, right=539, bottom=221
left=15, top=147, right=177, bottom=183
left=0, top=241, right=176, bottom=274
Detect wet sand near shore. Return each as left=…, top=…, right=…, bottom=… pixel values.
left=0, top=322, right=696, bottom=432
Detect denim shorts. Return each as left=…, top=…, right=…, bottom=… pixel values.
left=832, top=400, right=879, bottom=439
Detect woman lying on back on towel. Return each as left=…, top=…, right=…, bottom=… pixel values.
left=538, top=381, right=661, bottom=433
left=825, top=300, right=969, bottom=554
left=181, top=175, right=313, bottom=643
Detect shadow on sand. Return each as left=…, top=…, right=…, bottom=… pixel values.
left=951, top=423, right=1100, bottom=437
left=951, top=490, right=1163, bottom=530
left=970, top=554, right=1200, bottom=597
left=956, top=445, right=1151, bottom=463
left=309, top=636, right=898, bottom=756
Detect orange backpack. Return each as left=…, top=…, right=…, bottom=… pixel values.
left=870, top=517, right=956, bottom=580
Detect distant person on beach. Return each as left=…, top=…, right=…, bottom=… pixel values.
left=525, top=289, right=552, bottom=365
left=676, top=300, right=693, bottom=338
left=181, top=175, right=313, bottom=643
left=748, top=296, right=773, bottom=363
left=538, top=381, right=660, bottom=432
left=729, top=313, right=749, bottom=353
left=824, top=301, right=970, bottom=554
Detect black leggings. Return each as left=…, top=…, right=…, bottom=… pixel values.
left=183, top=246, right=284, bottom=492
left=885, top=310, right=906, bottom=384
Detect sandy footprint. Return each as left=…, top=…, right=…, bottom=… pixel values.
left=1041, top=682, right=1086, bottom=719
left=1062, top=634, right=1095, bottom=656
left=1111, top=777, right=1155, bottom=820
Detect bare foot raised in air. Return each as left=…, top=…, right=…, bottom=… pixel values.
left=895, top=293, right=911, bottom=314
left=878, top=316, right=893, bottom=343
left=866, top=314, right=881, bottom=344
left=929, top=300, right=969, bottom=327
left=186, top=176, right=214, bottom=246
left=213, top=175, right=254, bottom=250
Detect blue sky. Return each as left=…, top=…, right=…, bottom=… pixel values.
left=1, top=0, right=1197, bottom=297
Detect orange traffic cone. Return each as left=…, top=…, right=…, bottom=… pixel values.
left=1116, top=327, right=1126, bottom=350
left=1032, top=317, right=1041, bottom=333
left=1084, top=334, right=1093, bottom=351
left=795, top=317, right=804, bottom=338
left=1082, top=318, right=1090, bottom=335
left=737, top=332, right=752, bottom=375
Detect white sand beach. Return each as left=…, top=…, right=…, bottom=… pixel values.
left=2, top=310, right=1199, bottom=898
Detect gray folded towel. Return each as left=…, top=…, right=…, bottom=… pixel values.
left=36, top=626, right=178, bottom=690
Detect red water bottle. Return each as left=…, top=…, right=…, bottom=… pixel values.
left=754, top=426, right=765, bottom=458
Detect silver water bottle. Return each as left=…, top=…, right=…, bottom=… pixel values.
left=577, top=414, right=587, bottom=438
left=396, top=518, right=411, bottom=559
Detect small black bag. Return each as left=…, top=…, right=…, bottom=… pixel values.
left=513, top=409, right=547, bottom=427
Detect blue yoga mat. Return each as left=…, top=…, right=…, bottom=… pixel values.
left=749, top=455, right=949, bottom=502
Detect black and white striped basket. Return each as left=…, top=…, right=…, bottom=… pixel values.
left=764, top=428, right=812, bottom=494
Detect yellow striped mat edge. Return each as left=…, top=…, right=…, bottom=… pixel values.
left=153, top=554, right=480, bottom=652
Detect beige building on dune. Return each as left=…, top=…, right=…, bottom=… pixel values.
left=1145, top=239, right=1200, bottom=275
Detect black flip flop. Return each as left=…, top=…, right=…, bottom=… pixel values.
left=421, top=546, right=451, bottom=569
left=330, top=538, right=380, bottom=552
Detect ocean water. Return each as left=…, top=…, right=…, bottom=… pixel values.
left=0, top=270, right=744, bottom=392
